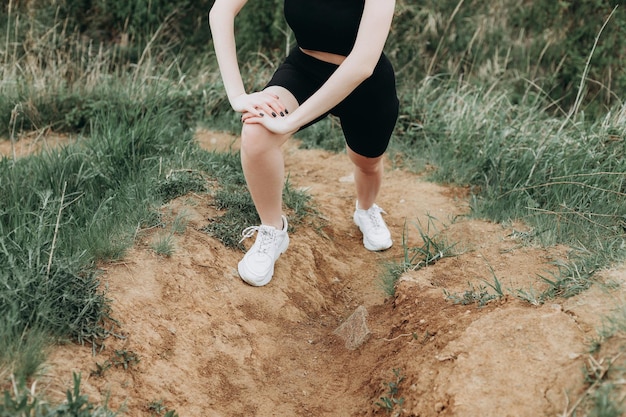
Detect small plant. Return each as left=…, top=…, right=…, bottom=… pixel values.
left=148, top=400, right=168, bottom=415
left=403, top=216, right=457, bottom=272
left=203, top=162, right=315, bottom=248
left=151, top=232, right=175, bottom=257
left=538, top=260, right=594, bottom=299
left=0, top=372, right=117, bottom=416
left=157, top=170, right=208, bottom=203
left=444, top=282, right=500, bottom=307
left=146, top=398, right=179, bottom=417
left=381, top=217, right=457, bottom=296
left=482, top=264, right=505, bottom=298
left=514, top=286, right=543, bottom=306
left=112, top=349, right=140, bottom=370
left=375, top=368, right=405, bottom=416
left=90, top=361, right=112, bottom=377
left=90, top=350, right=140, bottom=377
left=170, top=212, right=189, bottom=235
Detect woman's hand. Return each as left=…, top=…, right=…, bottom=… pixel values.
left=242, top=111, right=299, bottom=136
left=230, top=91, right=287, bottom=118
left=234, top=90, right=298, bottom=135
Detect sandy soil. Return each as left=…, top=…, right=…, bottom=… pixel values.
left=5, top=130, right=626, bottom=416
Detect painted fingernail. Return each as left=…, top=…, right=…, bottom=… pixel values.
left=259, top=113, right=264, bottom=117
left=285, top=109, right=289, bottom=114
left=272, top=112, right=277, bottom=117
left=280, top=112, right=285, bottom=117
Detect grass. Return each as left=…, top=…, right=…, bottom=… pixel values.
left=151, top=233, right=176, bottom=257
left=0, top=15, right=316, bottom=412
left=0, top=373, right=117, bottom=416
left=390, top=76, right=625, bottom=298
left=381, top=216, right=458, bottom=296
left=1, top=1, right=625, bottom=414
left=147, top=399, right=179, bottom=417
left=200, top=152, right=315, bottom=249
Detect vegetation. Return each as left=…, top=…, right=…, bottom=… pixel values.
left=381, top=217, right=457, bottom=296
left=0, top=0, right=624, bottom=415
left=375, top=368, right=406, bottom=416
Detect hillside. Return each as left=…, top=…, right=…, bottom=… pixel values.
left=24, top=129, right=626, bottom=416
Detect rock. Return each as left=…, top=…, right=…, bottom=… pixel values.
left=333, top=305, right=371, bottom=350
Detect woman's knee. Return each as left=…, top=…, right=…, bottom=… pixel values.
left=348, top=149, right=384, bottom=175
left=240, top=123, right=283, bottom=157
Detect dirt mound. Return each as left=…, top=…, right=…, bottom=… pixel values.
left=39, top=130, right=626, bottom=416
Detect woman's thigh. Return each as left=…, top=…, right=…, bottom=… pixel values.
left=333, top=55, right=399, bottom=158
left=263, top=85, right=300, bottom=117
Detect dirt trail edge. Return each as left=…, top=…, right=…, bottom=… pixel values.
left=42, top=130, right=626, bottom=417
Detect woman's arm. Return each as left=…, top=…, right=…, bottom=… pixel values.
left=209, top=0, right=284, bottom=117
left=247, top=0, right=396, bottom=134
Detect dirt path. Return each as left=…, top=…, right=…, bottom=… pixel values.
left=24, top=129, right=626, bottom=416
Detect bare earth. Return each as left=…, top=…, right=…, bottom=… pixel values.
left=6, top=130, right=626, bottom=416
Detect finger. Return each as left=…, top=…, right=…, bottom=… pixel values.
left=246, top=105, right=265, bottom=118
left=258, top=92, right=287, bottom=116
left=267, top=96, right=287, bottom=116
left=243, top=115, right=263, bottom=125
left=241, top=110, right=257, bottom=122
left=262, top=101, right=288, bottom=118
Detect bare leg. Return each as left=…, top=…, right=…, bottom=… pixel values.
left=239, top=86, right=299, bottom=229
left=240, top=123, right=289, bottom=229
left=347, top=147, right=384, bottom=210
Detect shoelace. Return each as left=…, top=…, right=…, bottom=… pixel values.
left=366, top=206, right=386, bottom=230
left=239, top=225, right=275, bottom=254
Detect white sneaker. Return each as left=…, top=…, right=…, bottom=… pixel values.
left=353, top=202, right=393, bottom=251
left=237, top=215, right=289, bottom=286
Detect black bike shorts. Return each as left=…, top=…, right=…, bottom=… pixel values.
left=265, top=47, right=399, bottom=158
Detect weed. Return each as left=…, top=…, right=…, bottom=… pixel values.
left=514, top=286, right=543, bottom=306
left=151, top=233, right=175, bottom=257
left=90, top=361, right=112, bottom=378
left=157, top=170, right=207, bottom=203
left=444, top=282, right=500, bottom=307
left=0, top=372, right=117, bottom=416
left=170, top=212, right=189, bottom=235
left=90, top=350, right=140, bottom=377
left=588, top=384, right=624, bottom=417
left=201, top=154, right=315, bottom=248
left=538, top=259, right=595, bottom=299
left=112, top=350, right=140, bottom=370
left=481, top=264, right=505, bottom=298
left=381, top=217, right=457, bottom=296
left=375, top=368, right=405, bottom=416
left=148, top=400, right=168, bottom=414
left=146, top=399, right=179, bottom=417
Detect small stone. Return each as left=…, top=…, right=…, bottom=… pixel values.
left=333, top=305, right=371, bottom=350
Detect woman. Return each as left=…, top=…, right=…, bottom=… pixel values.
left=209, top=0, right=399, bottom=286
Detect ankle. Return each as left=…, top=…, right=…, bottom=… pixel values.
left=261, top=218, right=285, bottom=230
left=356, top=200, right=375, bottom=211
left=260, top=214, right=287, bottom=231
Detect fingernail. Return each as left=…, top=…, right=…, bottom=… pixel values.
left=272, top=112, right=277, bottom=117
left=280, top=112, right=285, bottom=117
left=259, top=113, right=264, bottom=117
left=285, top=109, right=289, bottom=114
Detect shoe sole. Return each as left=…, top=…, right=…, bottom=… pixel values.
left=354, top=214, right=393, bottom=252
left=362, top=236, right=393, bottom=251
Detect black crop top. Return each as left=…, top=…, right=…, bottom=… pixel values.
left=284, top=0, right=365, bottom=56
